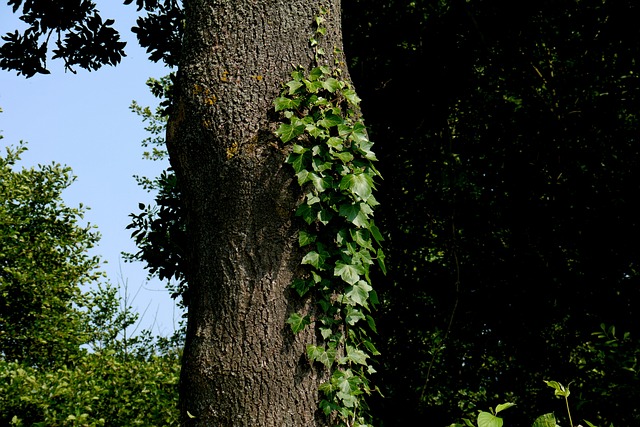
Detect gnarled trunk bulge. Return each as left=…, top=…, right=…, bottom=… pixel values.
left=167, top=0, right=350, bottom=425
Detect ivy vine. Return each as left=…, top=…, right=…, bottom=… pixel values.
left=274, top=56, right=385, bottom=427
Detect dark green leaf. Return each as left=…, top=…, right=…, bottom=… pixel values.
left=286, top=312, right=310, bottom=333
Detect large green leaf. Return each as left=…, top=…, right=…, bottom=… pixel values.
left=477, top=412, right=503, bottom=427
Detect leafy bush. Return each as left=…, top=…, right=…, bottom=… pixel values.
left=0, top=351, right=180, bottom=426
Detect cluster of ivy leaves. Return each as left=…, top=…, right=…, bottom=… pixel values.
left=274, top=65, right=385, bottom=427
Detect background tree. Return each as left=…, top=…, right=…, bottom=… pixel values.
left=343, top=1, right=640, bottom=425
left=0, top=139, right=102, bottom=367
left=0, top=126, right=181, bottom=426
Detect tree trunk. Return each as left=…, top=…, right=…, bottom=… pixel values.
left=166, top=1, right=349, bottom=425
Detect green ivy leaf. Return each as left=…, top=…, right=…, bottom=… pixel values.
left=340, top=173, right=373, bottom=202
left=291, top=278, right=313, bottom=297
left=342, top=89, right=361, bottom=105
left=333, top=151, right=354, bottom=163
left=345, top=306, right=366, bottom=325
left=339, top=203, right=370, bottom=228
left=322, top=77, right=342, bottom=93
left=287, top=312, right=310, bottom=333
left=302, top=250, right=325, bottom=269
left=544, top=380, right=570, bottom=398
left=334, top=261, right=364, bottom=285
left=318, top=114, right=343, bottom=129
left=345, top=281, right=372, bottom=307
left=274, top=96, right=300, bottom=112
left=276, top=122, right=304, bottom=143
left=494, top=403, right=516, bottom=415
left=370, top=223, right=385, bottom=243
left=337, top=391, right=358, bottom=408
left=350, top=122, right=369, bottom=144
left=296, top=203, right=317, bottom=225
left=363, top=338, right=380, bottom=355
left=304, top=79, right=324, bottom=93
left=326, top=136, right=344, bottom=150
left=286, top=80, right=304, bottom=94
left=308, top=344, right=336, bottom=369
left=299, top=230, right=316, bottom=247
left=286, top=153, right=305, bottom=174
left=346, top=345, right=369, bottom=365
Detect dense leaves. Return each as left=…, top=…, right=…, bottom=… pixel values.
left=0, top=120, right=180, bottom=425
left=0, top=141, right=101, bottom=366
left=0, top=351, right=180, bottom=427
left=124, top=76, right=188, bottom=309
left=1, top=0, right=182, bottom=76
left=1, top=0, right=126, bottom=76
left=125, top=0, right=183, bottom=67
left=277, top=64, right=384, bottom=426
left=343, top=0, right=640, bottom=425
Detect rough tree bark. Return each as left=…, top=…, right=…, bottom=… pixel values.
left=166, top=0, right=351, bottom=425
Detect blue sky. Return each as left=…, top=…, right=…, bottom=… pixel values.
left=0, top=3, right=183, bottom=337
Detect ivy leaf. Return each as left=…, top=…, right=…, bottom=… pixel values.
left=274, top=96, right=300, bottom=112
left=340, top=173, right=373, bottom=202
left=320, top=327, right=333, bottom=340
left=306, top=123, right=325, bottom=138
left=370, top=223, right=385, bottom=243
left=365, top=315, right=378, bottom=333
left=291, top=68, right=304, bottom=81
left=346, top=345, right=369, bottom=365
left=333, top=151, right=354, bottom=163
left=286, top=80, right=304, bottom=94
left=286, top=153, right=305, bottom=174
left=326, top=137, right=344, bottom=150
left=338, top=123, right=353, bottom=138
left=309, top=66, right=326, bottom=81
left=287, top=312, right=310, bottom=333
left=302, top=250, right=326, bottom=269
left=322, top=77, right=342, bottom=93
left=304, top=79, right=324, bottom=93
left=339, top=203, right=370, bottom=228
left=350, top=229, right=372, bottom=249
left=363, top=339, right=380, bottom=355
left=296, top=169, right=311, bottom=185
left=345, top=280, right=372, bottom=307
left=307, top=344, right=336, bottom=369
left=350, top=122, right=369, bottom=144
left=291, top=278, right=313, bottom=297
left=342, top=88, right=361, bottom=105
left=299, top=230, right=316, bottom=246
left=296, top=203, right=317, bottom=225
left=345, top=306, right=366, bottom=325
left=318, top=114, right=343, bottom=129
left=495, top=403, right=516, bottom=415
left=334, top=261, right=364, bottom=285
left=276, top=121, right=304, bottom=143
left=337, top=391, right=357, bottom=408
left=317, top=208, right=333, bottom=225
